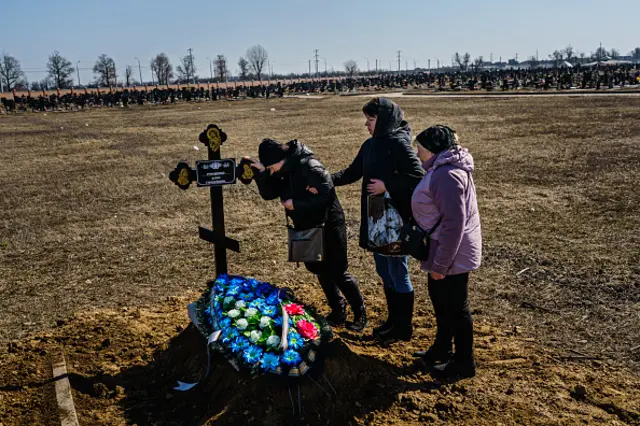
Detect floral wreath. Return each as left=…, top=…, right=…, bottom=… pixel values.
left=193, top=275, right=331, bottom=378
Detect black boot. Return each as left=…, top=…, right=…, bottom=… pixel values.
left=347, top=308, right=367, bottom=332
left=412, top=346, right=454, bottom=367
left=325, top=298, right=347, bottom=326
left=430, top=357, right=476, bottom=382
left=377, top=291, right=414, bottom=343
left=372, top=287, right=394, bottom=337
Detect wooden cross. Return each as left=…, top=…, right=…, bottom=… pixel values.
left=168, top=124, right=256, bottom=276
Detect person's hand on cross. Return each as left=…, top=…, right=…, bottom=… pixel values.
left=243, top=156, right=265, bottom=172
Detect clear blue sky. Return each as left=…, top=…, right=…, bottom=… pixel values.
left=3, top=0, right=638, bottom=84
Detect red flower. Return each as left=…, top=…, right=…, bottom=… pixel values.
left=284, top=303, right=305, bottom=316
left=296, top=320, right=318, bottom=340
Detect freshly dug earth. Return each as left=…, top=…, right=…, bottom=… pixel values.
left=1, top=96, right=639, bottom=425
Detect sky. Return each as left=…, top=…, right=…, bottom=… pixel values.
left=2, top=0, right=638, bottom=85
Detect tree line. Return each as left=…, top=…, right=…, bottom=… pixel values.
left=0, top=45, right=269, bottom=91
left=1, top=44, right=639, bottom=91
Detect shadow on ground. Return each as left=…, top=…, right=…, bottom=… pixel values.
left=67, top=325, right=440, bottom=425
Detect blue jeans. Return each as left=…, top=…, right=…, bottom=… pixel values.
left=373, top=254, right=413, bottom=293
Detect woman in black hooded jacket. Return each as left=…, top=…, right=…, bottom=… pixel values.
left=250, top=139, right=367, bottom=332
left=332, top=98, right=424, bottom=342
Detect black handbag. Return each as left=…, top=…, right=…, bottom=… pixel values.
left=399, top=216, right=442, bottom=261
left=287, top=225, right=324, bottom=263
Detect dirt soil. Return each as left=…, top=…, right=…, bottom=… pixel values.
left=1, top=96, right=639, bottom=425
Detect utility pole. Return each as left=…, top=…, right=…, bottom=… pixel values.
left=76, top=61, right=81, bottom=86
left=428, top=59, right=431, bottom=70
left=314, top=49, right=319, bottom=77
left=516, top=53, right=519, bottom=62
left=375, top=59, right=378, bottom=73
left=308, top=60, right=311, bottom=77
left=405, top=60, right=408, bottom=71
left=490, top=52, right=493, bottom=64
left=397, top=50, right=401, bottom=72
left=135, top=57, right=143, bottom=84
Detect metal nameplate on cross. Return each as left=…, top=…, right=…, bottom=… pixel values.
left=168, top=124, right=256, bottom=277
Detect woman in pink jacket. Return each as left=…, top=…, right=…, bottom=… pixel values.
left=411, top=125, right=482, bottom=381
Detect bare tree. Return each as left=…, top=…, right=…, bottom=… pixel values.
left=473, top=56, right=484, bottom=69
left=631, top=47, right=640, bottom=63
left=563, top=45, right=575, bottom=64
left=176, top=49, right=197, bottom=83
left=0, top=52, right=25, bottom=91
left=549, top=50, right=564, bottom=67
left=46, top=51, right=74, bottom=88
left=125, top=66, right=133, bottom=87
left=151, top=53, right=173, bottom=85
left=454, top=52, right=463, bottom=70
left=214, top=55, right=229, bottom=82
left=609, top=48, right=620, bottom=59
left=246, top=45, right=268, bottom=81
left=592, top=46, right=609, bottom=62
left=463, top=53, right=471, bottom=70
left=238, top=57, right=249, bottom=81
left=93, top=54, right=117, bottom=86
left=344, top=59, right=358, bottom=77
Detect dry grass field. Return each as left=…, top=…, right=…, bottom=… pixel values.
left=1, top=95, right=639, bottom=425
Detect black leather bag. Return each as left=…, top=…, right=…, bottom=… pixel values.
left=399, top=217, right=442, bottom=261
left=287, top=225, right=325, bottom=263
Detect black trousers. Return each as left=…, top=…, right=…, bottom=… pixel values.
left=305, top=221, right=364, bottom=315
left=427, top=273, right=474, bottom=363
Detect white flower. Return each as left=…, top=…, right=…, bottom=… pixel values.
left=250, top=330, right=262, bottom=343
left=235, top=300, right=247, bottom=309
left=236, top=319, right=249, bottom=330
left=260, top=316, right=272, bottom=329
left=227, top=309, right=241, bottom=319
left=224, top=296, right=235, bottom=305
left=245, top=308, right=258, bottom=318
left=266, top=335, right=280, bottom=347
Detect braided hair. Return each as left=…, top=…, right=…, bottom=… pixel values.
left=415, top=125, right=459, bottom=154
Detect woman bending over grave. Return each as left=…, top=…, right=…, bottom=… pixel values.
left=331, top=98, right=424, bottom=343
left=411, top=125, right=482, bottom=381
left=248, top=139, right=368, bottom=332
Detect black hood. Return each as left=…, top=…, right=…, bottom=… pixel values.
left=373, top=98, right=409, bottom=138
left=281, top=139, right=314, bottom=173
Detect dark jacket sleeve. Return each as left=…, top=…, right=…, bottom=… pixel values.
left=293, top=165, right=332, bottom=215
left=254, top=170, right=281, bottom=201
left=331, top=144, right=364, bottom=186
left=385, top=139, right=424, bottom=200
left=431, top=168, right=467, bottom=275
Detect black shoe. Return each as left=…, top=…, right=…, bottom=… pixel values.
left=347, top=309, right=368, bottom=332
left=412, top=347, right=453, bottom=367
left=325, top=309, right=347, bottom=326
left=430, top=359, right=476, bottom=382
left=372, top=287, right=394, bottom=337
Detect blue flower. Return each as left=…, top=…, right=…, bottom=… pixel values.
left=219, top=317, right=232, bottom=328
left=249, top=299, right=266, bottom=310
left=258, top=282, right=273, bottom=294
left=242, top=345, right=264, bottom=364
left=239, top=292, right=254, bottom=302
left=261, top=352, right=280, bottom=371
left=266, top=291, right=281, bottom=306
left=226, top=286, right=240, bottom=296
left=221, top=328, right=239, bottom=343
left=230, top=277, right=244, bottom=286
left=205, top=306, right=212, bottom=316
left=261, top=305, right=277, bottom=317
left=274, top=316, right=293, bottom=327
left=288, top=331, right=303, bottom=350
left=282, top=349, right=302, bottom=366
left=230, top=336, right=250, bottom=353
